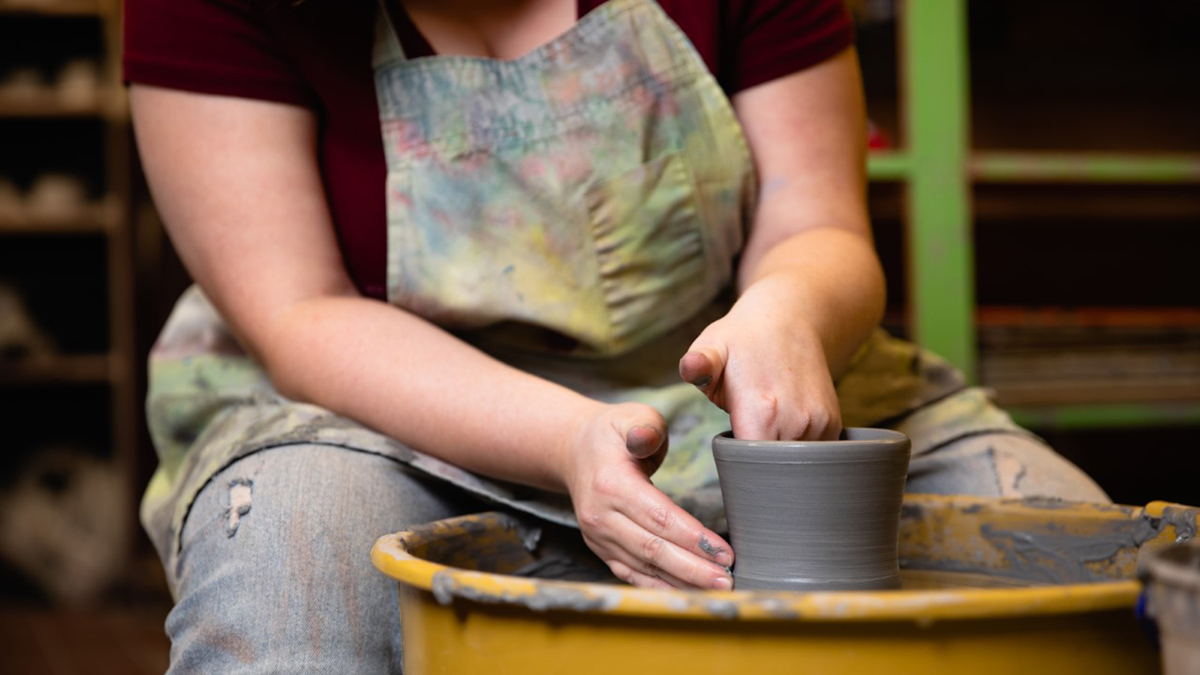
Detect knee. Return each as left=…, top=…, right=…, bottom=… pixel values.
left=907, top=433, right=1110, bottom=503
left=167, top=444, right=469, bottom=674
left=180, top=444, right=469, bottom=556
left=988, top=436, right=1110, bottom=503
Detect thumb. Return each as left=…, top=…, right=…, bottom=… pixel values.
left=624, top=423, right=666, bottom=460
left=679, top=346, right=725, bottom=398
left=614, top=404, right=668, bottom=460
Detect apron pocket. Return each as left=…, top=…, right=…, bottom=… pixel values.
left=585, top=151, right=709, bottom=354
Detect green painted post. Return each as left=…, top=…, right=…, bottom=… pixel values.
left=902, top=0, right=976, bottom=380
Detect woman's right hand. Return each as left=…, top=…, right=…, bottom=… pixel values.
left=559, top=402, right=734, bottom=591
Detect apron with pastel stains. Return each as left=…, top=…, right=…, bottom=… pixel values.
left=140, top=0, right=1029, bottom=591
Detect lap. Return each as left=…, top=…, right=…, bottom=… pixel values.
left=167, top=443, right=479, bottom=675
left=905, top=432, right=1110, bottom=503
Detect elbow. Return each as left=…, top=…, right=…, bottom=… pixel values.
left=264, top=358, right=309, bottom=404
left=246, top=295, right=342, bottom=406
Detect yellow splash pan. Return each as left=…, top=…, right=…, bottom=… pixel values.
left=372, top=495, right=1198, bottom=674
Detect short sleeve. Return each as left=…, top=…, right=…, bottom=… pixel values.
left=726, top=0, right=855, bottom=93
left=123, top=0, right=316, bottom=107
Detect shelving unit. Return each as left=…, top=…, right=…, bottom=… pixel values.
left=0, top=0, right=136, bottom=517
left=862, top=0, right=1200, bottom=429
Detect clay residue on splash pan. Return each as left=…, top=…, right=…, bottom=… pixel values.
left=901, top=504, right=1197, bottom=586
left=1163, top=506, right=1199, bottom=543
left=979, top=521, right=1155, bottom=585
left=430, top=570, right=623, bottom=613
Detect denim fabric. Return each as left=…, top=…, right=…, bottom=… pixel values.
left=166, top=444, right=478, bottom=674
left=907, top=432, right=1110, bottom=502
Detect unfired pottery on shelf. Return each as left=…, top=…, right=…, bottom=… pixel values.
left=713, top=428, right=912, bottom=592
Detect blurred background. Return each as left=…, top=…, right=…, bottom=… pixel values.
left=0, top=0, right=1197, bottom=671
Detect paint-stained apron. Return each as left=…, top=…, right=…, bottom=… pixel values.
left=141, top=0, right=1031, bottom=587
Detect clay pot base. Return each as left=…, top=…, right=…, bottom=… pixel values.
left=713, top=428, right=913, bottom=592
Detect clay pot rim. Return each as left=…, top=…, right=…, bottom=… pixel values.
left=712, top=428, right=910, bottom=464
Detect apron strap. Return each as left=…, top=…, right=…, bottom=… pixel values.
left=373, top=0, right=409, bottom=69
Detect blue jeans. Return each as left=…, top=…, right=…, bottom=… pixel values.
left=167, top=445, right=478, bottom=674
left=165, top=435, right=1106, bottom=673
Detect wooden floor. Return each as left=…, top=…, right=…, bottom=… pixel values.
left=0, top=559, right=172, bottom=675
left=0, top=601, right=171, bottom=675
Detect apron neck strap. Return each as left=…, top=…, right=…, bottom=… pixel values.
left=373, top=0, right=409, bottom=69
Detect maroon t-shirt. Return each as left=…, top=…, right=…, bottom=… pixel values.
left=124, top=0, right=854, bottom=299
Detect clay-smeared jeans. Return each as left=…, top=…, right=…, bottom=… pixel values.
left=165, top=435, right=1106, bottom=674
left=166, top=444, right=476, bottom=674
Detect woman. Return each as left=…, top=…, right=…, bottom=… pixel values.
left=126, top=0, right=1107, bottom=671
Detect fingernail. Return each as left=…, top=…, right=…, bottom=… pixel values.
left=691, top=375, right=712, bottom=388
left=716, top=552, right=733, bottom=567
left=713, top=575, right=733, bottom=591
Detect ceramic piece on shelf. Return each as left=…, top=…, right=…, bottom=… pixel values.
left=55, top=59, right=100, bottom=108
left=0, top=446, right=129, bottom=605
left=0, top=66, right=49, bottom=102
left=713, top=428, right=912, bottom=591
left=26, top=173, right=88, bottom=220
left=0, top=177, right=24, bottom=224
left=846, top=0, right=896, bottom=24
left=0, top=282, right=56, bottom=360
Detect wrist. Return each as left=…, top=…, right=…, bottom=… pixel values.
left=548, top=395, right=605, bottom=494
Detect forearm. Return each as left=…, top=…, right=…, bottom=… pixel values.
left=733, top=225, right=884, bottom=378
left=259, top=293, right=600, bottom=492
left=728, top=47, right=883, bottom=380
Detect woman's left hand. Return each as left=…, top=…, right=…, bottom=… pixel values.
left=678, top=279, right=842, bottom=441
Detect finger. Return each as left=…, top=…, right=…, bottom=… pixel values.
left=811, top=412, right=843, bottom=441
left=583, top=532, right=691, bottom=589
left=731, top=395, right=845, bottom=442
left=612, top=481, right=735, bottom=569
left=729, top=392, right=782, bottom=441
left=594, top=515, right=732, bottom=591
left=793, top=402, right=842, bottom=441
left=604, top=559, right=675, bottom=590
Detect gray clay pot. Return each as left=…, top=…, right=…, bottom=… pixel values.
left=713, top=428, right=912, bottom=592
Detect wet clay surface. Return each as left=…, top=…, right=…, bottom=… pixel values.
left=713, top=428, right=912, bottom=591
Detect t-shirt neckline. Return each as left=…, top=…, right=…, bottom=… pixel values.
left=388, top=0, right=602, bottom=60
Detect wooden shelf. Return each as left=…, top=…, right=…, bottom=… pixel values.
left=977, top=306, right=1200, bottom=330
left=0, top=89, right=125, bottom=120
left=0, top=1, right=100, bottom=17
left=0, top=198, right=120, bottom=234
left=0, top=353, right=113, bottom=384
left=976, top=306, right=1200, bottom=419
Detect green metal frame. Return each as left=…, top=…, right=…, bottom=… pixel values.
left=1009, top=403, right=1200, bottom=431
left=866, top=0, right=1200, bottom=428
left=902, top=0, right=976, bottom=380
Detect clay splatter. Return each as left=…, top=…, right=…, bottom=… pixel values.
left=698, top=535, right=727, bottom=561
left=430, top=570, right=621, bottom=613
left=224, top=478, right=253, bottom=537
